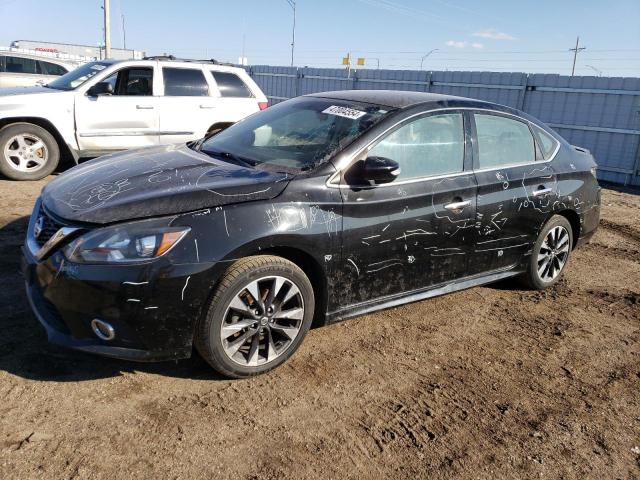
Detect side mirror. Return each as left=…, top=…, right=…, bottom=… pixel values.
left=361, top=156, right=400, bottom=184
left=87, top=82, right=114, bottom=96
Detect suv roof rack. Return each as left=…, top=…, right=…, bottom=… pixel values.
left=142, top=55, right=237, bottom=67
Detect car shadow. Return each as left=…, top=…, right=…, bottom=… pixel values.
left=0, top=215, right=227, bottom=383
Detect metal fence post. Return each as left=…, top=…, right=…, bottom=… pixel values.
left=517, top=74, right=529, bottom=111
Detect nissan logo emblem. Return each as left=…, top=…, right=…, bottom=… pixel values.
left=33, top=216, right=45, bottom=239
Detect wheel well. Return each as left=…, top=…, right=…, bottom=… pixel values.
left=0, top=117, right=76, bottom=164
left=556, top=209, right=581, bottom=249
left=206, top=122, right=234, bottom=136
left=260, top=246, right=328, bottom=329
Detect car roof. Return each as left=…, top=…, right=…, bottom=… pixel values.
left=307, top=89, right=494, bottom=109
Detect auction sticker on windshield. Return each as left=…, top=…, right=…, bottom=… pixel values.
left=322, top=105, right=366, bottom=120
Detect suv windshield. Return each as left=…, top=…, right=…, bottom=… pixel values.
left=198, top=97, right=394, bottom=171
left=46, top=61, right=113, bottom=90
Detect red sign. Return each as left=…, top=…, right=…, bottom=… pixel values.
left=35, top=47, right=59, bottom=53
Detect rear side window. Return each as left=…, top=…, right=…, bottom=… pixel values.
left=368, top=113, right=465, bottom=180
left=38, top=61, right=68, bottom=76
left=162, top=68, right=209, bottom=96
left=474, top=114, right=535, bottom=169
left=4, top=56, right=37, bottom=74
left=211, top=71, right=254, bottom=98
left=532, top=125, right=559, bottom=160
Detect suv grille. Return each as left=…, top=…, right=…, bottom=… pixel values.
left=34, top=205, right=65, bottom=248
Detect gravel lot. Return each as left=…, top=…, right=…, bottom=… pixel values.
left=0, top=175, right=638, bottom=479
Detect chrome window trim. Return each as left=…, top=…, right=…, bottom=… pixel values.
left=327, top=106, right=560, bottom=189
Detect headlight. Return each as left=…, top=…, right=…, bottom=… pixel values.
left=63, top=221, right=190, bottom=264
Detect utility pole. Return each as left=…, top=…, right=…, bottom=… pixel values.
left=103, top=0, right=111, bottom=59
left=285, top=0, right=296, bottom=67
left=569, top=36, right=585, bottom=76
left=121, top=14, right=126, bottom=50
left=420, top=49, right=439, bottom=70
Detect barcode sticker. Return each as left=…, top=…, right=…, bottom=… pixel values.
left=322, top=105, right=366, bottom=120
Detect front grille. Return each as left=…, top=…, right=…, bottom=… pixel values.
left=35, top=205, right=64, bottom=247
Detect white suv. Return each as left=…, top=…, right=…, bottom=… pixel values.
left=0, top=51, right=76, bottom=88
left=0, top=57, right=268, bottom=180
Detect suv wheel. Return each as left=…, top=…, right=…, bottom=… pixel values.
left=0, top=123, right=60, bottom=180
left=522, top=215, right=573, bottom=290
left=195, top=255, right=315, bottom=378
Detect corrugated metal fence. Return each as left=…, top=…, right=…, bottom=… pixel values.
left=247, top=65, right=640, bottom=186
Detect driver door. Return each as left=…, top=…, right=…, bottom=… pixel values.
left=339, top=111, right=477, bottom=306
left=75, top=66, right=160, bottom=153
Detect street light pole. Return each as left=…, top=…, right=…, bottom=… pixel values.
left=585, top=64, right=602, bottom=77
left=103, top=0, right=111, bottom=59
left=122, top=14, right=126, bottom=50
left=285, top=0, right=296, bottom=67
left=420, top=49, right=438, bottom=70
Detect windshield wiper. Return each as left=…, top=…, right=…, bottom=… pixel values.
left=200, top=148, right=258, bottom=169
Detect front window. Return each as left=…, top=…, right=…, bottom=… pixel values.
left=198, top=97, right=393, bottom=171
left=46, top=62, right=112, bottom=90
left=102, top=67, right=153, bottom=96
left=367, top=113, right=465, bottom=180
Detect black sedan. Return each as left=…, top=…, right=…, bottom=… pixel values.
left=22, top=91, right=601, bottom=378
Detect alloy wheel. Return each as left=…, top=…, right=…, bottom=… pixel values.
left=537, top=225, right=570, bottom=281
left=3, top=133, right=49, bottom=172
left=220, top=275, right=305, bottom=367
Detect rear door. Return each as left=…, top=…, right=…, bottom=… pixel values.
left=470, top=111, right=557, bottom=274
left=75, top=65, right=160, bottom=152
left=156, top=66, right=217, bottom=144
left=339, top=110, right=477, bottom=306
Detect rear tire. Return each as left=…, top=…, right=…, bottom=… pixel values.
left=522, top=215, right=573, bottom=290
left=0, top=123, right=60, bottom=181
left=195, top=255, right=315, bottom=378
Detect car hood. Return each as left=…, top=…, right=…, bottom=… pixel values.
left=0, top=86, right=59, bottom=97
left=41, top=144, right=292, bottom=224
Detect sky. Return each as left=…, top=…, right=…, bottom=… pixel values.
left=1, top=0, right=639, bottom=76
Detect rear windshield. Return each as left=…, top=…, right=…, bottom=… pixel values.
left=198, top=97, right=394, bottom=171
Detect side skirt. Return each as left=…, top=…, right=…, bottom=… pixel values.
left=326, top=267, right=522, bottom=324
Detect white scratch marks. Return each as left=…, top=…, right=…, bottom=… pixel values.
left=347, top=258, right=360, bottom=276
left=223, top=210, right=230, bottom=237
left=181, top=276, right=191, bottom=301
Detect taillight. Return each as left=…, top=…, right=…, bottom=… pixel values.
left=258, top=102, right=268, bottom=110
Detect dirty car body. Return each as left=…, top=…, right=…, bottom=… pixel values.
left=22, top=91, right=600, bottom=370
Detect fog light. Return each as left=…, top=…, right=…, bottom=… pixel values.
left=91, top=319, right=115, bottom=341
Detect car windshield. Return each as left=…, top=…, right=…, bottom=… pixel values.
left=46, top=61, right=112, bottom=90
left=198, top=97, right=394, bottom=171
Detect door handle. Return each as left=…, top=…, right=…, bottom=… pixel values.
left=444, top=200, right=471, bottom=211
left=532, top=187, right=552, bottom=197
left=136, top=105, right=154, bottom=109
left=199, top=105, right=216, bottom=109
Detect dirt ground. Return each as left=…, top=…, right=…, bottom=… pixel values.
left=0, top=174, right=638, bottom=480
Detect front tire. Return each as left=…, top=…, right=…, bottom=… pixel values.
left=195, top=255, right=315, bottom=378
left=522, top=215, right=573, bottom=290
left=0, top=123, right=60, bottom=181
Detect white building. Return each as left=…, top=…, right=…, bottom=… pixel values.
left=11, top=40, right=145, bottom=61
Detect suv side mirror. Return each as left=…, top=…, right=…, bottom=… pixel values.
left=87, top=82, right=114, bottom=96
left=361, top=156, right=400, bottom=184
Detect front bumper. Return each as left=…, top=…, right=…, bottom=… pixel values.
left=21, top=245, right=209, bottom=362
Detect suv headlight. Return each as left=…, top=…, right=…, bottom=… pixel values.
left=63, top=221, right=190, bottom=264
